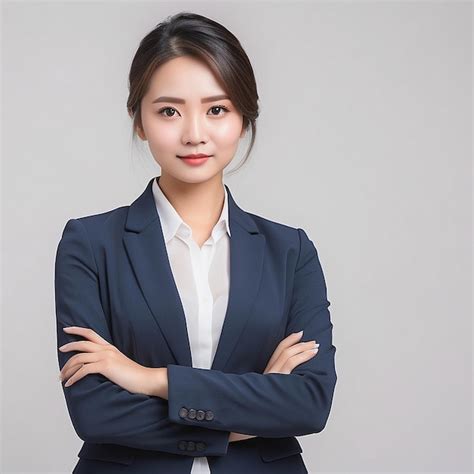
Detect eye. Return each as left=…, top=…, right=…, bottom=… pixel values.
left=156, top=105, right=230, bottom=118
left=208, top=105, right=230, bottom=116
left=157, top=107, right=178, bottom=118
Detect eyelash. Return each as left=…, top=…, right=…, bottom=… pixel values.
left=157, top=105, right=230, bottom=118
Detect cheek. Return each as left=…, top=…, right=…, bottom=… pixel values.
left=212, top=117, right=243, bottom=145
left=147, top=122, right=180, bottom=150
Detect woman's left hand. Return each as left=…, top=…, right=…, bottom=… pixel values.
left=58, top=326, right=162, bottom=396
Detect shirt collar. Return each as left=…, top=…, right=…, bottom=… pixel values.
left=152, top=177, right=231, bottom=244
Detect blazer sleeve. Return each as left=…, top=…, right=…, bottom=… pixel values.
left=55, top=218, right=230, bottom=456
left=167, top=227, right=337, bottom=438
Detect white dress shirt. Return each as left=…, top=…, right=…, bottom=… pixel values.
left=152, top=177, right=231, bottom=474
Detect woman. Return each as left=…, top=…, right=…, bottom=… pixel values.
left=55, top=12, right=337, bottom=474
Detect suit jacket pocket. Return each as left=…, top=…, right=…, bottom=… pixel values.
left=257, top=436, right=303, bottom=462
left=77, top=442, right=135, bottom=465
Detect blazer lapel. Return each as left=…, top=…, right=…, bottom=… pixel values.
left=123, top=177, right=266, bottom=372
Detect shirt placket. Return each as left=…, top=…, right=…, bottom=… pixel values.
left=188, top=238, right=216, bottom=369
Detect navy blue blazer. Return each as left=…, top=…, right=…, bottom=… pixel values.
left=55, top=176, right=337, bottom=474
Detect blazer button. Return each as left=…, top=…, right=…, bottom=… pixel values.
left=196, top=441, right=206, bottom=452
left=187, top=408, right=197, bottom=419
left=205, top=410, right=214, bottom=421
left=179, top=407, right=188, bottom=419
left=178, top=440, right=187, bottom=451
left=187, top=441, right=196, bottom=451
left=196, top=409, right=206, bottom=421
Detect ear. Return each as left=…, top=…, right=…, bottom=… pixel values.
left=136, top=125, right=147, bottom=141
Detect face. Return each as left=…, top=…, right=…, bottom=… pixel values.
left=137, top=55, right=246, bottom=184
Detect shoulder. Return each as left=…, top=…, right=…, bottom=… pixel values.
left=244, top=210, right=316, bottom=261
left=246, top=210, right=297, bottom=237
left=58, top=204, right=130, bottom=245
left=245, top=212, right=327, bottom=294
left=59, top=204, right=317, bottom=263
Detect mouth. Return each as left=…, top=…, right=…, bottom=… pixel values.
left=177, top=154, right=212, bottom=166
left=177, top=154, right=212, bottom=159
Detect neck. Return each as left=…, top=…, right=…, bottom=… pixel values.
left=156, top=173, right=226, bottom=230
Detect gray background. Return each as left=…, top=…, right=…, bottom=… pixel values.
left=2, top=1, right=472, bottom=473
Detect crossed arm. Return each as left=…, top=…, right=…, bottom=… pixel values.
left=55, top=218, right=336, bottom=456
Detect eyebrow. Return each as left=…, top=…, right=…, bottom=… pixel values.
left=152, top=94, right=230, bottom=104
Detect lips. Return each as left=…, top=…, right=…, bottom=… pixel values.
left=178, top=154, right=211, bottom=159
left=178, top=154, right=211, bottom=167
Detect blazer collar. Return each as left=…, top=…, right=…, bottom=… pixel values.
left=125, top=177, right=258, bottom=235
left=123, top=176, right=265, bottom=371
left=151, top=176, right=232, bottom=244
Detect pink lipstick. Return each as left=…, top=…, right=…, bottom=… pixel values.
left=177, top=153, right=211, bottom=166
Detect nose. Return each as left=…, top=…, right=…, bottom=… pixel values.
left=181, top=112, right=209, bottom=145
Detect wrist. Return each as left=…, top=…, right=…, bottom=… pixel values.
left=229, top=432, right=256, bottom=442
left=145, top=367, right=166, bottom=398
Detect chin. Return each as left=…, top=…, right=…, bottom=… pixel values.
left=162, top=169, right=221, bottom=185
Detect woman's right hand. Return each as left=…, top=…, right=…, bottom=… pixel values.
left=264, top=331, right=319, bottom=374
left=229, top=331, right=319, bottom=442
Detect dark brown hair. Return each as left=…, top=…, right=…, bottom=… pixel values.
left=126, top=12, right=260, bottom=174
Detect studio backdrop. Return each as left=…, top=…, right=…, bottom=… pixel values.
left=2, top=1, right=472, bottom=473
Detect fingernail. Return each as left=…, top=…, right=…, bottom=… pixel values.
left=312, top=348, right=318, bottom=353
left=295, top=330, right=303, bottom=336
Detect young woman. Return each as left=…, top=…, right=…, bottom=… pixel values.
left=55, top=12, right=337, bottom=474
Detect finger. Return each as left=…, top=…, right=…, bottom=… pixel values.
left=269, top=342, right=318, bottom=373
left=281, top=348, right=318, bottom=373
left=62, top=326, right=113, bottom=346
left=58, top=341, right=110, bottom=380
left=63, top=361, right=102, bottom=388
left=267, top=332, right=304, bottom=367
left=60, top=352, right=85, bottom=376
left=283, top=340, right=319, bottom=358
left=270, top=341, right=317, bottom=370
left=59, top=340, right=110, bottom=354
left=61, top=352, right=101, bottom=382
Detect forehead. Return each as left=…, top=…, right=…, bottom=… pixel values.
left=147, top=56, right=225, bottom=97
